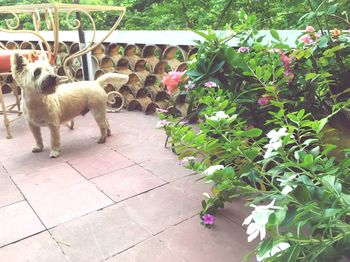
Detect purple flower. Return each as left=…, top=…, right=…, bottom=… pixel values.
left=203, top=214, right=215, bottom=225
left=237, top=47, right=249, bottom=53
left=204, top=81, right=217, bottom=88
left=184, top=81, right=195, bottom=91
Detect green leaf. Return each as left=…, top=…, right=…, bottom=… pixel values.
left=294, top=185, right=311, bottom=204
left=324, top=208, right=340, bottom=218
left=305, top=73, right=317, bottom=81
left=257, top=239, right=274, bottom=258
left=245, top=147, right=260, bottom=161
left=341, top=193, right=350, bottom=205
left=302, top=154, right=313, bottom=167
left=237, top=128, right=263, bottom=137
left=317, top=117, right=328, bottom=133
left=270, top=29, right=281, bottom=42
left=285, top=245, right=301, bottom=262
left=322, top=175, right=335, bottom=187
left=209, top=60, right=225, bottom=74
left=275, top=67, right=285, bottom=78
left=323, top=144, right=337, bottom=155
left=263, top=69, right=272, bottom=82
left=328, top=4, right=338, bottom=14
left=318, top=36, right=329, bottom=48
left=256, top=66, right=263, bottom=78
left=192, top=29, right=209, bottom=40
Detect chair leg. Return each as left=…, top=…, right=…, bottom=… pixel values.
left=12, top=83, right=21, bottom=114
left=0, top=86, right=12, bottom=139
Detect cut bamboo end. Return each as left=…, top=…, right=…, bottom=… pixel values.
left=5, top=41, right=19, bottom=50
left=20, top=41, right=35, bottom=50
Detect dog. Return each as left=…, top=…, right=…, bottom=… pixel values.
left=11, top=53, right=129, bottom=158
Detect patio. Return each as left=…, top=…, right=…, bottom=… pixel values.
left=0, top=95, right=256, bottom=261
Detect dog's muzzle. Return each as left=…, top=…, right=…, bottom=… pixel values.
left=41, top=74, right=58, bottom=94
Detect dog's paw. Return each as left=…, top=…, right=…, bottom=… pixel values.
left=97, top=137, right=106, bottom=144
left=49, top=149, right=60, bottom=158
left=32, top=145, right=43, bottom=153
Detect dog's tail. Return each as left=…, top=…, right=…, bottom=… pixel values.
left=96, top=72, right=129, bottom=90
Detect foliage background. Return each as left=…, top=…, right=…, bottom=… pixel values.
left=0, top=0, right=349, bottom=30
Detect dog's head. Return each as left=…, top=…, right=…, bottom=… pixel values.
left=11, top=53, right=59, bottom=95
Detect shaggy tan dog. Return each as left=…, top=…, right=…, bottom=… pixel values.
left=11, top=53, right=128, bottom=158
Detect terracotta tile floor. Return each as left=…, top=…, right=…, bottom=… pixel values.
left=0, top=106, right=256, bottom=261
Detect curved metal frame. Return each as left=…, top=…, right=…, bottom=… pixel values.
left=0, top=3, right=126, bottom=138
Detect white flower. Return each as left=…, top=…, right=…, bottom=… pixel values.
left=264, top=128, right=288, bottom=159
left=264, top=140, right=282, bottom=159
left=202, top=165, right=224, bottom=176
left=242, top=199, right=282, bottom=242
left=155, top=120, right=170, bottom=128
left=267, top=128, right=287, bottom=143
left=277, top=174, right=297, bottom=196
left=207, top=111, right=229, bottom=121
left=257, top=242, right=291, bottom=261
left=179, top=156, right=196, bottom=165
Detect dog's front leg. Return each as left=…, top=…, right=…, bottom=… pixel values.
left=48, top=124, right=61, bottom=158
left=28, top=123, right=43, bottom=153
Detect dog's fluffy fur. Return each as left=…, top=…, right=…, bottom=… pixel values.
left=11, top=54, right=129, bottom=158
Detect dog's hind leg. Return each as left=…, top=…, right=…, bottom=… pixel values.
left=106, top=119, right=111, bottom=136
left=91, top=108, right=108, bottom=144
left=48, top=124, right=61, bottom=158
left=28, top=123, right=43, bottom=153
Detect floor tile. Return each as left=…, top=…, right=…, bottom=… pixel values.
left=121, top=176, right=210, bottom=234
left=158, top=215, right=257, bottom=262
left=0, top=166, right=23, bottom=208
left=0, top=201, right=45, bottom=247
left=68, top=147, right=135, bottom=179
left=91, top=165, right=166, bottom=202
left=50, top=205, right=151, bottom=262
left=217, top=197, right=254, bottom=227
left=0, top=231, right=67, bottom=262
left=107, top=237, right=183, bottom=262
left=11, top=162, right=113, bottom=228
left=140, top=154, right=193, bottom=182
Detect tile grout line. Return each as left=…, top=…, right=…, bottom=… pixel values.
left=65, top=161, right=117, bottom=205
left=0, top=199, right=25, bottom=210
left=0, top=164, right=51, bottom=250
left=103, top=213, right=199, bottom=262
left=1, top=165, right=48, bottom=230
left=0, top=230, right=46, bottom=249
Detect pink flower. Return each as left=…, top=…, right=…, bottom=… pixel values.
left=280, top=52, right=294, bottom=82
left=162, top=71, right=187, bottom=93
left=305, top=26, right=315, bottom=32
left=280, top=53, right=292, bottom=65
left=300, top=34, right=312, bottom=44
left=315, top=33, right=321, bottom=39
left=203, top=214, right=215, bottom=225
left=204, top=81, right=217, bottom=88
left=258, top=96, right=273, bottom=106
left=237, top=47, right=249, bottom=53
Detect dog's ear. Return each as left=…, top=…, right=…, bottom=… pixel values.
left=11, top=53, right=28, bottom=73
